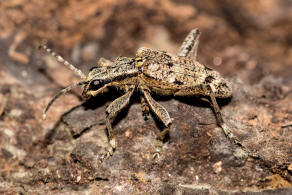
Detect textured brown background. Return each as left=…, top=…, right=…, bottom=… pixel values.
left=0, top=0, right=292, bottom=194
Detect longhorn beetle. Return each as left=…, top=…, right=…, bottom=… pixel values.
left=41, top=29, right=241, bottom=160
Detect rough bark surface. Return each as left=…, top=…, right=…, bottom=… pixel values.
left=0, top=0, right=291, bottom=194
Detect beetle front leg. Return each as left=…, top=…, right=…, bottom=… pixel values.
left=100, top=86, right=135, bottom=161
left=140, top=87, right=172, bottom=159
left=97, top=57, right=113, bottom=67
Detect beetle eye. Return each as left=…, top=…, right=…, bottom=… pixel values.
left=89, top=79, right=102, bottom=90
left=89, top=66, right=98, bottom=72
left=93, top=80, right=100, bottom=86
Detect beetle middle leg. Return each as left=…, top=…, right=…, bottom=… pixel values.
left=101, top=86, right=135, bottom=160
left=140, top=96, right=150, bottom=120
left=140, top=87, right=172, bottom=158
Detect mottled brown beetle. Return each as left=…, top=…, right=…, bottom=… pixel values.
left=41, top=29, right=239, bottom=160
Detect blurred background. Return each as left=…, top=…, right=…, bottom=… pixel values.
left=0, top=0, right=292, bottom=194
left=1, top=0, right=292, bottom=86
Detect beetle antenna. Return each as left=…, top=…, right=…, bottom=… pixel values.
left=39, top=45, right=86, bottom=79
left=43, top=81, right=88, bottom=120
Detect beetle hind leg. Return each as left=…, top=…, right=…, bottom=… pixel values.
left=178, top=28, right=201, bottom=60
left=201, top=84, right=242, bottom=146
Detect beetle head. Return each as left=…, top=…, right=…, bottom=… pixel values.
left=82, top=66, right=111, bottom=98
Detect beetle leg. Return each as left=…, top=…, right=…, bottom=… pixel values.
left=140, top=96, right=150, bottom=120
left=178, top=28, right=200, bottom=61
left=202, top=84, right=242, bottom=146
left=100, top=86, right=135, bottom=160
left=82, top=82, right=113, bottom=98
left=97, top=57, right=113, bottom=67
left=141, top=88, right=172, bottom=129
left=140, top=87, right=172, bottom=158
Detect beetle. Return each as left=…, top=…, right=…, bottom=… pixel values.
left=41, top=29, right=238, bottom=160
